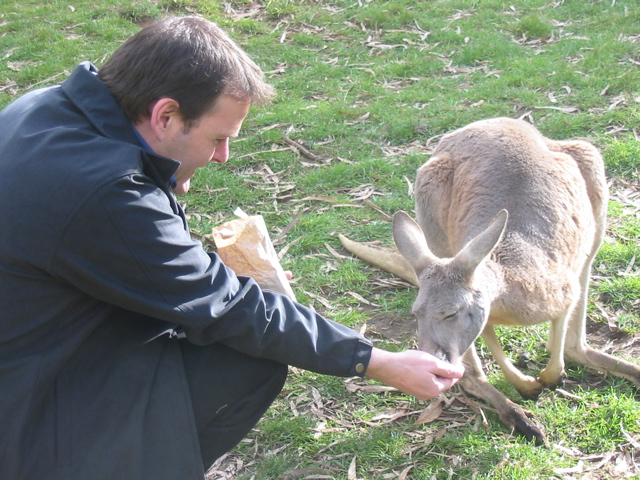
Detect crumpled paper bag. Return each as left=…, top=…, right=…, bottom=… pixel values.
left=211, top=215, right=296, bottom=301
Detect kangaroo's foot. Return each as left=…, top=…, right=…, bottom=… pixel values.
left=461, top=375, right=547, bottom=446
left=566, top=344, right=640, bottom=389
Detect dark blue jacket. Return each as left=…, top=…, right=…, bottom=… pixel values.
left=0, top=62, right=372, bottom=479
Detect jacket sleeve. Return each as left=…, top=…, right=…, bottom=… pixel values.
left=50, top=173, right=372, bottom=377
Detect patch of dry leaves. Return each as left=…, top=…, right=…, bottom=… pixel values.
left=205, top=378, right=491, bottom=480
left=207, top=369, right=639, bottom=479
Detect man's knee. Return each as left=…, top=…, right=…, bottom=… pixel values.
left=188, top=350, right=288, bottom=469
left=179, top=341, right=288, bottom=426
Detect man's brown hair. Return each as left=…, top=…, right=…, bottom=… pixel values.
left=98, top=16, right=274, bottom=130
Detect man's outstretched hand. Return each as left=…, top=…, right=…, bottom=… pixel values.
left=364, top=348, right=464, bottom=400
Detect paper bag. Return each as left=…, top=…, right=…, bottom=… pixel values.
left=211, top=215, right=296, bottom=301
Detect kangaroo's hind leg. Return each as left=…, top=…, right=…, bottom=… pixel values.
left=481, top=325, right=545, bottom=400
left=564, top=258, right=640, bottom=388
left=561, top=143, right=640, bottom=388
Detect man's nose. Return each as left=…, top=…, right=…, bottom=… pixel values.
left=212, top=138, right=229, bottom=163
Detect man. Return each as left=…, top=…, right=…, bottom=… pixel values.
left=0, top=16, right=463, bottom=480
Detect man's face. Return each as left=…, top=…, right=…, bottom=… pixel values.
left=157, top=95, right=250, bottom=194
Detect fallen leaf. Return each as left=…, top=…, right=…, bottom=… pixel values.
left=293, top=195, right=338, bottom=203
left=534, top=105, right=580, bottom=114
left=398, top=465, right=414, bottom=480
left=348, top=455, right=357, bottom=480
left=302, top=290, right=335, bottom=310
left=415, top=396, right=445, bottom=425
left=279, top=468, right=335, bottom=478
left=344, top=382, right=397, bottom=394
left=325, top=242, right=348, bottom=260
left=347, top=291, right=380, bottom=307
left=371, top=408, right=412, bottom=422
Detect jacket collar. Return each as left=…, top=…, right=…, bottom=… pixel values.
left=60, top=62, right=180, bottom=184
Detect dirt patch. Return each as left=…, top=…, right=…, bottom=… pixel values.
left=366, top=312, right=417, bottom=345
left=586, top=320, right=640, bottom=363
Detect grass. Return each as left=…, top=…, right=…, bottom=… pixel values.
left=1, top=0, right=639, bottom=478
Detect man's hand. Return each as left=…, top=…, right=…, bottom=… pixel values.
left=364, top=348, right=464, bottom=400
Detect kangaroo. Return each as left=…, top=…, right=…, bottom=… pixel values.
left=339, top=117, right=640, bottom=445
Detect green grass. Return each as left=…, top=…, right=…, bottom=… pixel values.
left=2, top=0, right=639, bottom=478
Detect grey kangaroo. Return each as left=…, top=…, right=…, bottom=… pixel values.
left=339, top=117, right=640, bottom=444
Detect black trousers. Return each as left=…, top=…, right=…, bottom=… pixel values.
left=179, top=340, right=288, bottom=470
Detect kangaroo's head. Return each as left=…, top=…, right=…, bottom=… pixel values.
left=392, top=210, right=508, bottom=365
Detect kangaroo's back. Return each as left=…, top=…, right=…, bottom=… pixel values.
left=415, top=117, right=606, bottom=270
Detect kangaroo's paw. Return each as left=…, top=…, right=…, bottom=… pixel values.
left=498, top=400, right=547, bottom=446
left=515, top=379, right=545, bottom=401
left=537, top=370, right=566, bottom=391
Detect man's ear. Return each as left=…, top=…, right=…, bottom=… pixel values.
left=149, top=98, right=181, bottom=141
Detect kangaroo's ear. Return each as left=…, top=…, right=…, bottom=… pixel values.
left=393, top=211, right=439, bottom=277
left=453, top=209, right=508, bottom=278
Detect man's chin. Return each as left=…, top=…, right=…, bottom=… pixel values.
left=172, top=179, right=190, bottom=195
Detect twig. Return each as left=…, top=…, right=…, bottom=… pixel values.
left=364, top=199, right=392, bottom=221
left=236, top=147, right=290, bottom=159
left=273, top=209, right=305, bottom=246
left=283, top=135, right=322, bottom=162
